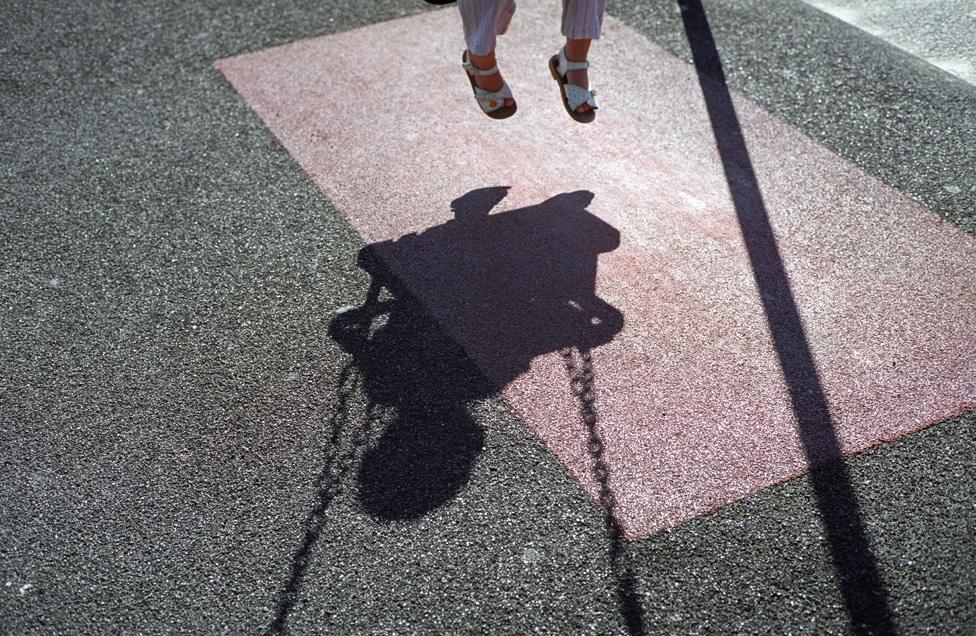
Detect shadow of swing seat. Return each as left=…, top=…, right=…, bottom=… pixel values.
left=329, top=187, right=623, bottom=520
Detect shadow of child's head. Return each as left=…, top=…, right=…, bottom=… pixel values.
left=450, top=185, right=510, bottom=221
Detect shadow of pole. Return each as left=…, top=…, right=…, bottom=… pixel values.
left=676, top=2, right=895, bottom=633
left=562, top=347, right=646, bottom=635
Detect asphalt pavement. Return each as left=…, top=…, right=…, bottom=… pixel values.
left=2, top=1, right=974, bottom=634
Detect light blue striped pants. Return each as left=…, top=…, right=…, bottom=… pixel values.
left=458, top=0, right=606, bottom=55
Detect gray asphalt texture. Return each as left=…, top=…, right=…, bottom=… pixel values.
left=802, top=0, right=976, bottom=84
left=2, top=0, right=974, bottom=634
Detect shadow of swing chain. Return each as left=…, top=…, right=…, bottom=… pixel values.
left=264, top=360, right=375, bottom=636
left=264, top=187, right=625, bottom=632
left=561, top=346, right=646, bottom=636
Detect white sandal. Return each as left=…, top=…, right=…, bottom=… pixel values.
left=548, top=46, right=598, bottom=124
left=462, top=51, right=517, bottom=120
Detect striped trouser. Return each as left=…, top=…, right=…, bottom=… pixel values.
left=457, top=0, right=606, bottom=55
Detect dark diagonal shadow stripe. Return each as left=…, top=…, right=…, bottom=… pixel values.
left=677, top=2, right=896, bottom=633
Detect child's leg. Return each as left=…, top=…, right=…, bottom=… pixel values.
left=458, top=0, right=517, bottom=56
left=560, top=0, right=604, bottom=114
left=458, top=0, right=517, bottom=110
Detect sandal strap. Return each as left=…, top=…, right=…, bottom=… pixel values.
left=558, top=46, right=589, bottom=75
left=463, top=53, right=500, bottom=77
left=474, top=81, right=514, bottom=112
left=564, top=83, right=598, bottom=111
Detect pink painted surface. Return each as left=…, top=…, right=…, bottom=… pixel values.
left=217, top=4, right=976, bottom=539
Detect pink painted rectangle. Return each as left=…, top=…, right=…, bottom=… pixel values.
left=217, top=4, right=976, bottom=539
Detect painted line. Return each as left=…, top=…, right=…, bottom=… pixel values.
left=217, top=3, right=976, bottom=539
left=804, top=0, right=976, bottom=85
